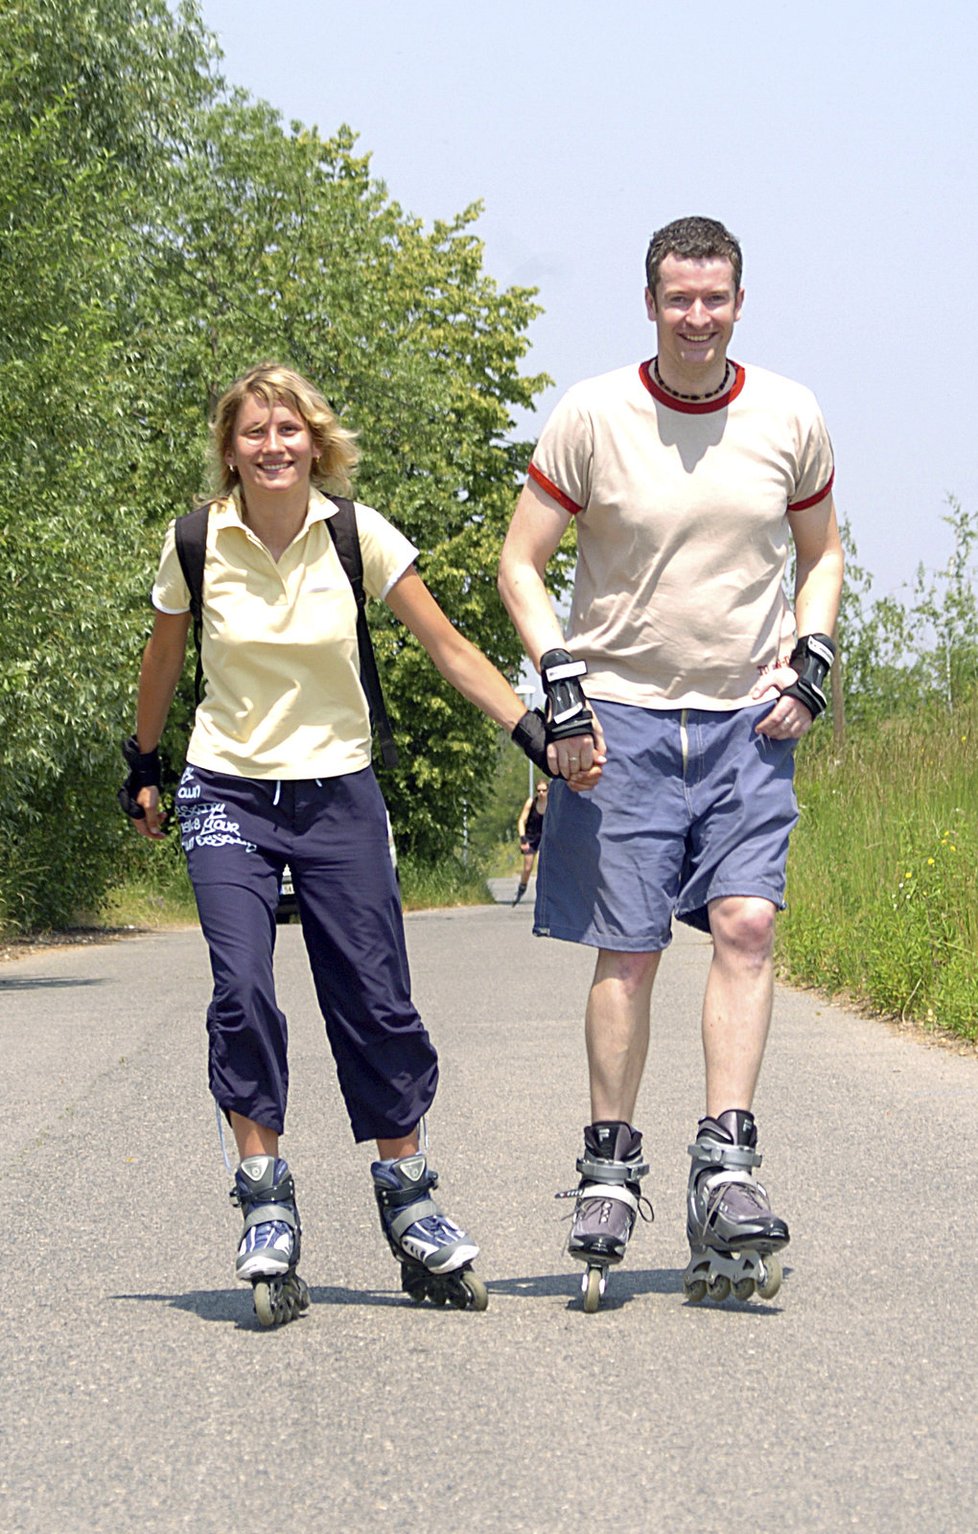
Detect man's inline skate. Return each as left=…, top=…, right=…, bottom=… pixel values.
left=558, top=1121, right=652, bottom=1313
left=683, top=1109, right=789, bottom=1304
left=371, top=1151, right=488, bottom=1311
left=231, top=1155, right=310, bottom=1327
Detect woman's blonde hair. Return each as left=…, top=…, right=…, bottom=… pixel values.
left=209, top=361, right=360, bottom=497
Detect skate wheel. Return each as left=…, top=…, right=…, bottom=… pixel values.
left=683, top=1277, right=708, bottom=1304
left=707, top=1274, right=731, bottom=1303
left=253, top=1280, right=277, bottom=1328
left=733, top=1276, right=755, bottom=1302
left=582, top=1266, right=604, bottom=1314
left=287, top=1276, right=311, bottom=1317
left=400, top=1264, right=429, bottom=1304
left=756, top=1252, right=783, bottom=1300
left=460, top=1272, right=489, bottom=1312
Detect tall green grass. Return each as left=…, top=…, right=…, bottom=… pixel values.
left=779, top=697, right=978, bottom=1038
left=398, top=854, right=492, bottom=912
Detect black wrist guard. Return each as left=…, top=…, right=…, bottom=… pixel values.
left=781, top=633, right=836, bottom=719
left=511, top=710, right=556, bottom=777
left=117, top=734, right=162, bottom=820
left=539, top=649, right=594, bottom=744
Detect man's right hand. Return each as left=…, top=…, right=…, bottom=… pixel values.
left=550, top=717, right=606, bottom=788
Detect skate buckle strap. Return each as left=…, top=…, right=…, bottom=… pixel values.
left=237, top=1201, right=298, bottom=1235
left=381, top=1194, right=443, bottom=1243
left=688, top=1141, right=761, bottom=1171
left=574, top=1153, right=650, bottom=1185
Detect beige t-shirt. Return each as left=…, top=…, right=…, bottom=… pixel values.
left=529, top=360, right=835, bottom=709
left=152, top=487, right=417, bottom=778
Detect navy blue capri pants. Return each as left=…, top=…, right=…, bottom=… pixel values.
left=176, top=763, right=438, bottom=1142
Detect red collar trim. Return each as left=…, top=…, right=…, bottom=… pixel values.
left=639, top=359, right=745, bottom=413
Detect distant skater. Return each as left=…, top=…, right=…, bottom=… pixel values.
left=513, top=780, right=549, bottom=904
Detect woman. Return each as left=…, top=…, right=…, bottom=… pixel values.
left=512, top=780, right=549, bottom=905
left=124, top=361, right=601, bottom=1324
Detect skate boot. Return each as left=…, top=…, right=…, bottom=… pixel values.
left=231, top=1155, right=310, bottom=1328
left=558, top=1121, right=652, bottom=1313
left=371, top=1152, right=488, bottom=1311
left=683, top=1109, right=789, bottom=1304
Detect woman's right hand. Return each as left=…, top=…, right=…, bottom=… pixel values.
left=134, top=786, right=168, bottom=840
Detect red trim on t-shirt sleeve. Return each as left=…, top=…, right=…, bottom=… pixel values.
left=528, top=462, right=583, bottom=515
left=788, top=469, right=835, bottom=512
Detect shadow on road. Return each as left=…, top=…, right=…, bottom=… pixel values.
left=112, top=1258, right=789, bottom=1324
left=0, top=975, right=103, bottom=991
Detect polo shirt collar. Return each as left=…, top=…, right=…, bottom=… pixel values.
left=213, top=485, right=338, bottom=534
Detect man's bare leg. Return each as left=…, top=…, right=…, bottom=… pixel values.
left=684, top=895, right=789, bottom=1303
left=570, top=948, right=661, bottom=1305
left=701, top=896, right=776, bottom=1116
left=585, top=947, right=661, bottom=1123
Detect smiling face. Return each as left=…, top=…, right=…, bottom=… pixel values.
left=645, top=253, right=744, bottom=390
left=227, top=393, right=316, bottom=502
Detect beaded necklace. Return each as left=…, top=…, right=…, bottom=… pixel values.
left=652, top=356, right=732, bottom=402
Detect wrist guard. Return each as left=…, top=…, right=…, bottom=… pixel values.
left=539, top=649, right=594, bottom=744
left=781, top=634, right=836, bottom=719
left=511, top=710, right=555, bottom=777
left=117, top=734, right=162, bottom=821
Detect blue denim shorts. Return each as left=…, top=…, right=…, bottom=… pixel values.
left=534, top=699, right=799, bottom=952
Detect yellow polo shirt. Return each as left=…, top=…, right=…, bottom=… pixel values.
left=152, top=488, right=417, bottom=778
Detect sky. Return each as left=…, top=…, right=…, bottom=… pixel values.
left=197, top=0, right=978, bottom=601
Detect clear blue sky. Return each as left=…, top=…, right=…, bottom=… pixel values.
left=198, top=0, right=977, bottom=600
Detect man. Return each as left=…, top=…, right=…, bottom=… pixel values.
left=498, top=216, right=843, bottom=1309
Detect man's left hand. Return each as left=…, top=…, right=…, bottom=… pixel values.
left=751, top=668, right=814, bottom=739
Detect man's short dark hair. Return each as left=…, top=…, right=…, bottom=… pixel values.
left=645, top=216, right=743, bottom=296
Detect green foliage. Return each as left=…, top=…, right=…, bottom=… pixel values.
left=837, top=499, right=978, bottom=726
left=0, top=0, right=217, bottom=928
left=397, top=853, right=491, bottom=912
left=0, top=0, right=549, bottom=929
left=778, top=698, right=978, bottom=1038
left=468, top=728, right=540, bottom=864
left=143, top=98, right=551, bottom=861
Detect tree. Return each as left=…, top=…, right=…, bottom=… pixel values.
left=0, top=0, right=216, bottom=927
left=0, top=8, right=551, bottom=926
left=131, top=99, right=551, bottom=862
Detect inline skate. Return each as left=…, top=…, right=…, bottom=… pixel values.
left=231, top=1155, right=310, bottom=1327
left=371, top=1152, right=488, bottom=1311
left=558, top=1121, right=652, bottom=1313
left=683, top=1110, right=789, bottom=1304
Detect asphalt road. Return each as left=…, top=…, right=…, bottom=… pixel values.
left=3, top=883, right=977, bottom=1534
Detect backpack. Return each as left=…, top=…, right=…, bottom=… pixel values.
left=173, top=497, right=398, bottom=768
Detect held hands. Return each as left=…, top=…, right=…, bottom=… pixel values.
left=511, top=649, right=607, bottom=790
left=511, top=709, right=607, bottom=790
left=548, top=721, right=607, bottom=788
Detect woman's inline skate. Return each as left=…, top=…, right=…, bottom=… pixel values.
left=231, top=1155, right=310, bottom=1327
left=558, top=1121, right=652, bottom=1313
left=683, top=1109, right=789, bottom=1304
left=371, top=1151, right=488, bottom=1311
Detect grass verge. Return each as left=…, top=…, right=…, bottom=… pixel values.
left=779, top=699, right=978, bottom=1040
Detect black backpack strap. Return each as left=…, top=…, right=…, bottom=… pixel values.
left=174, top=503, right=210, bottom=707
left=328, top=497, right=398, bottom=768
